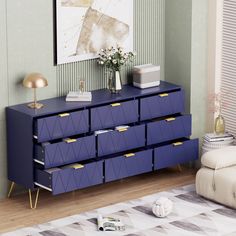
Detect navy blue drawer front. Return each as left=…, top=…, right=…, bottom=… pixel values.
left=105, top=149, right=153, bottom=182
left=35, top=135, right=96, bottom=169
left=147, top=115, right=192, bottom=145
left=154, top=139, right=199, bottom=170
left=140, top=90, right=185, bottom=121
left=91, top=100, right=139, bottom=131
left=34, top=110, right=89, bottom=143
left=97, top=124, right=146, bottom=156
left=35, top=161, right=103, bottom=195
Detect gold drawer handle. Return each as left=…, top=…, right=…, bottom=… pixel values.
left=111, top=103, right=121, bottom=107
left=117, top=128, right=128, bottom=132
left=124, top=153, right=135, bottom=158
left=173, top=142, right=183, bottom=147
left=165, top=117, right=176, bottom=122
left=71, top=164, right=84, bottom=169
left=159, top=93, right=169, bottom=97
left=65, top=138, right=77, bottom=143
left=58, top=113, right=70, bottom=117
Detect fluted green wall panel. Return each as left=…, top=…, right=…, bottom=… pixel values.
left=56, top=0, right=165, bottom=96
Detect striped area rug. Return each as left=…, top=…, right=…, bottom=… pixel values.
left=2, top=184, right=236, bottom=236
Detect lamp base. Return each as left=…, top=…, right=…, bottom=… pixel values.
left=27, top=102, right=44, bottom=109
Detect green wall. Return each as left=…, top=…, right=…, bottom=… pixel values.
left=190, top=0, right=208, bottom=141
left=0, top=0, right=8, bottom=200
left=0, top=0, right=165, bottom=198
left=165, top=0, right=208, bottom=141
left=165, top=0, right=192, bottom=113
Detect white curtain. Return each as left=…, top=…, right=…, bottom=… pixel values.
left=221, top=0, right=236, bottom=137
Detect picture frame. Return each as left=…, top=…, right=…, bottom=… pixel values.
left=56, top=0, right=133, bottom=65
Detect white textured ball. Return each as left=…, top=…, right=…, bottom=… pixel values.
left=152, top=197, right=173, bottom=218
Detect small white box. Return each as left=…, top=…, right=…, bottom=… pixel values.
left=66, top=91, right=92, bottom=102
left=133, top=64, right=160, bottom=89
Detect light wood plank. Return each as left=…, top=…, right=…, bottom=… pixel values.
left=0, top=168, right=196, bottom=233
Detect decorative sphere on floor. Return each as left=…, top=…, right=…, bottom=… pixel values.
left=152, top=197, right=173, bottom=218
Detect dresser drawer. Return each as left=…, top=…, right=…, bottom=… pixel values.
left=147, top=115, right=192, bottom=145
left=154, top=139, right=198, bottom=170
left=35, top=161, right=103, bottom=195
left=34, top=135, right=96, bottom=169
left=105, top=149, right=153, bottom=182
left=97, top=124, right=145, bottom=156
left=34, top=110, right=89, bottom=142
left=91, top=100, right=139, bottom=131
left=140, top=90, right=185, bottom=121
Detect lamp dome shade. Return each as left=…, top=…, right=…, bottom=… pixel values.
left=23, top=73, right=48, bottom=89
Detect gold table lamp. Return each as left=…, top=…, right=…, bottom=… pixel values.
left=23, top=73, right=48, bottom=109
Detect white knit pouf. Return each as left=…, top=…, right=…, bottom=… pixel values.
left=152, top=197, right=173, bottom=218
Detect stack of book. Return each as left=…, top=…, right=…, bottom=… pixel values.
left=97, top=215, right=125, bottom=232
left=202, top=133, right=234, bottom=154
left=66, top=91, right=92, bottom=102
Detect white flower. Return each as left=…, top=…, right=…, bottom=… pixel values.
left=98, top=46, right=135, bottom=69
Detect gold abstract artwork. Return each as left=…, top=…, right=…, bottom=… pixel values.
left=61, top=0, right=93, bottom=7
left=76, top=7, right=129, bottom=55
left=57, top=0, right=133, bottom=64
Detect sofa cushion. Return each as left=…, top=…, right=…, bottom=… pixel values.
left=201, top=146, right=236, bottom=170
left=196, top=166, right=236, bottom=209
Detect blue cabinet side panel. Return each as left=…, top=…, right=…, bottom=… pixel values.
left=6, top=108, right=34, bottom=188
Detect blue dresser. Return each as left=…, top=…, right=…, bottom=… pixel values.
left=6, top=81, right=198, bottom=198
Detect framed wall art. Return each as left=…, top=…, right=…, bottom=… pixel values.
left=56, top=0, right=133, bottom=64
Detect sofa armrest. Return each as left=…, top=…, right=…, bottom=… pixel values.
left=202, top=146, right=236, bottom=170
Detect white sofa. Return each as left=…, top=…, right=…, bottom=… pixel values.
left=196, top=146, right=236, bottom=208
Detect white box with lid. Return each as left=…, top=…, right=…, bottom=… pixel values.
left=133, top=64, right=160, bottom=89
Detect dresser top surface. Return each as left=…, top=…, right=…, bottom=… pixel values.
left=7, top=81, right=181, bottom=118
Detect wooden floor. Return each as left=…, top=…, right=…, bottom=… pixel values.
left=0, top=168, right=196, bottom=233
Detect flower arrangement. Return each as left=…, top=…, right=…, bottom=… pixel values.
left=208, top=92, right=231, bottom=115
left=97, top=46, right=135, bottom=71
left=208, top=92, right=223, bottom=115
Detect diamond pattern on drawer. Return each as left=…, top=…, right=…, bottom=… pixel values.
left=105, top=152, right=152, bottom=182
left=106, top=158, right=130, bottom=180
left=44, top=136, right=96, bottom=168
left=52, top=162, right=103, bottom=195
left=147, top=115, right=191, bottom=145
left=154, top=139, right=199, bottom=170
left=98, top=125, right=145, bottom=156
left=91, top=101, right=138, bottom=131
left=36, top=110, right=88, bottom=142
left=140, top=91, right=185, bottom=120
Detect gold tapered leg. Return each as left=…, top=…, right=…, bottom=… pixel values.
left=29, top=189, right=33, bottom=209
left=8, top=183, right=40, bottom=209
left=34, top=188, right=40, bottom=209
left=8, top=182, right=15, bottom=198
left=177, top=164, right=182, bottom=172
left=28, top=189, right=40, bottom=209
